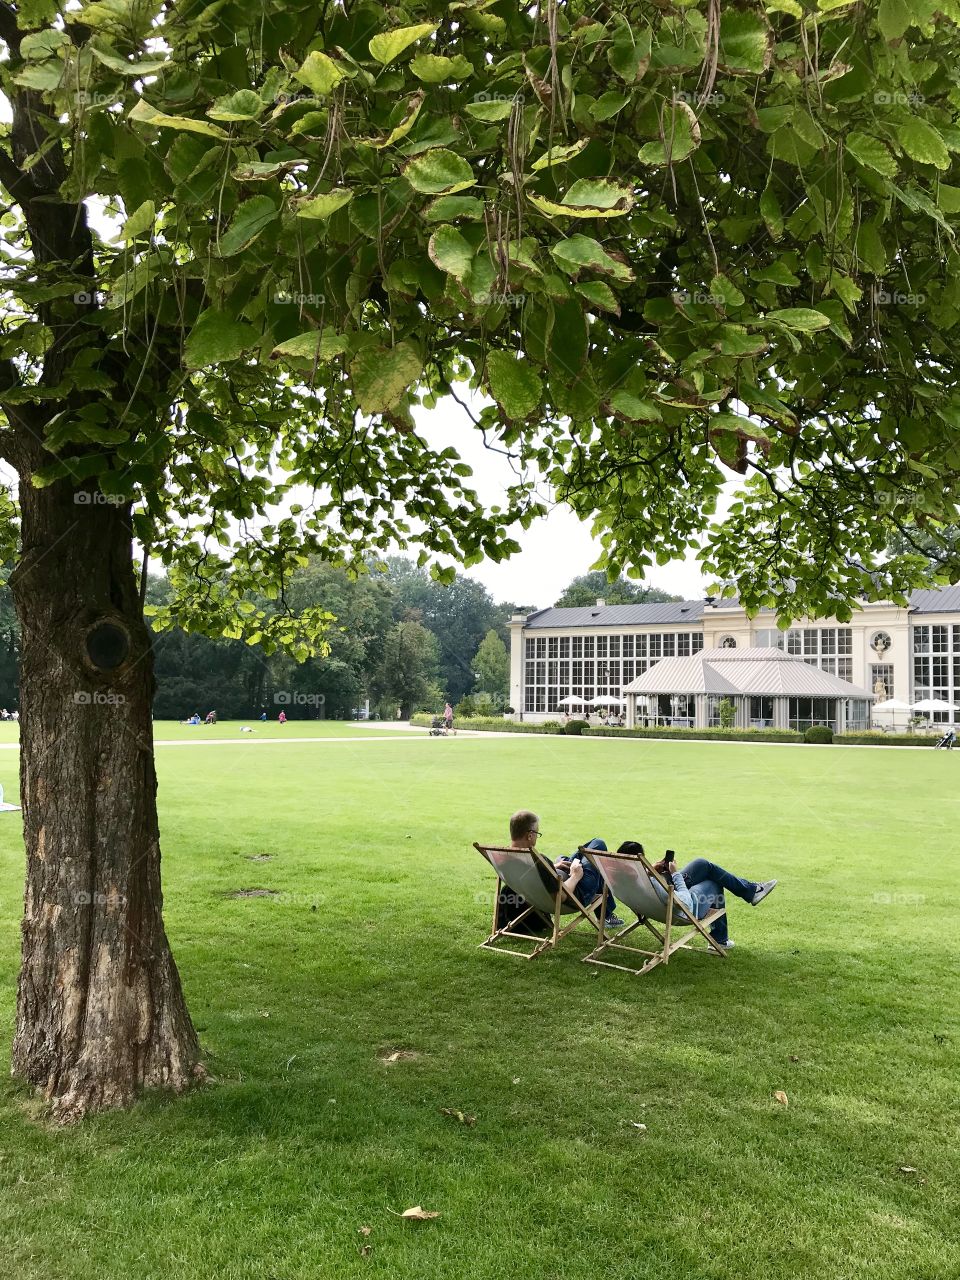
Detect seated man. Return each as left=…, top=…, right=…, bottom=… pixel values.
left=495, top=812, right=621, bottom=932
left=628, top=843, right=776, bottom=949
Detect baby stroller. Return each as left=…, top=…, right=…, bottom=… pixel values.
left=429, top=716, right=448, bottom=737
left=935, top=728, right=956, bottom=749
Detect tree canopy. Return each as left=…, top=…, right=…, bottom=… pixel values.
left=3, top=0, right=960, bottom=624
left=554, top=570, right=680, bottom=607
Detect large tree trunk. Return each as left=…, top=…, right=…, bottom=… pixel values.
left=9, top=479, right=202, bottom=1122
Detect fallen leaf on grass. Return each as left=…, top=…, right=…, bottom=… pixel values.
left=512, top=1076, right=521, bottom=1085
left=389, top=1206, right=441, bottom=1221
left=898, top=1166, right=919, bottom=1175
left=630, top=1122, right=647, bottom=1131
left=773, top=1090, right=789, bottom=1106
left=440, top=1107, right=477, bottom=1126
left=358, top=1227, right=372, bottom=1237
left=788, top=1054, right=800, bottom=1063
left=378, top=1048, right=419, bottom=1064
left=360, top=1245, right=372, bottom=1257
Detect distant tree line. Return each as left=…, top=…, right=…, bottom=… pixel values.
left=0, top=563, right=684, bottom=719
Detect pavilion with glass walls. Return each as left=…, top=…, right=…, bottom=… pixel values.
left=623, top=646, right=874, bottom=732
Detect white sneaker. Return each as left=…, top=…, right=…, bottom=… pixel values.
left=751, top=879, right=778, bottom=906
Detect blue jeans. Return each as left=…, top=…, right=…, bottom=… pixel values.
left=570, top=838, right=619, bottom=920
left=681, top=857, right=758, bottom=945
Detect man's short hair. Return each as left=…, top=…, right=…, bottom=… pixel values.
left=509, top=810, right=539, bottom=841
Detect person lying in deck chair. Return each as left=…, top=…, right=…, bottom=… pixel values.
left=556, top=839, right=625, bottom=928
left=620, top=842, right=777, bottom=950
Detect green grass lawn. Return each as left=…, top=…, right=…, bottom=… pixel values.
left=1, top=734, right=958, bottom=1280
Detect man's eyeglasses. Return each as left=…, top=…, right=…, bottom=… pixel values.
left=531, top=829, right=542, bottom=837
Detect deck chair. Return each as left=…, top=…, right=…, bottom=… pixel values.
left=580, top=845, right=727, bottom=975
left=473, top=843, right=604, bottom=959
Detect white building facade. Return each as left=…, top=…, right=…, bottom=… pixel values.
left=508, top=585, right=960, bottom=727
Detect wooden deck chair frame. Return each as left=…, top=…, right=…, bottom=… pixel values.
left=579, top=846, right=727, bottom=976
left=473, top=843, right=604, bottom=959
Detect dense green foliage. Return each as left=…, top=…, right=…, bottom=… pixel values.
left=470, top=628, right=510, bottom=702
left=4, top=1, right=960, bottom=629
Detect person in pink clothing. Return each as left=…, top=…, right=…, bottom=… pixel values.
left=278, top=710, right=287, bottom=724
left=443, top=702, right=453, bottom=730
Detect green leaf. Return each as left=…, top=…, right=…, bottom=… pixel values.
left=88, top=40, right=167, bottom=75
left=117, top=198, right=155, bottom=243
left=350, top=343, right=422, bottom=413
left=710, top=273, right=745, bottom=308
left=550, top=235, right=634, bottom=282
left=486, top=352, right=543, bottom=420
left=128, top=99, right=228, bottom=138
left=896, top=119, right=950, bottom=170
left=208, top=90, right=266, bottom=122
left=608, top=391, right=662, bottom=421
left=12, top=62, right=66, bottom=91
left=607, top=22, right=651, bottom=83
left=403, top=149, right=475, bottom=194
left=576, top=281, right=620, bottom=314
left=530, top=139, right=589, bottom=171
left=590, top=92, right=631, bottom=122
left=423, top=196, right=485, bottom=222
left=369, top=23, right=438, bottom=65
left=216, top=196, right=278, bottom=256
left=409, top=53, right=474, bottom=83
left=638, top=101, right=701, bottom=166
left=759, top=308, right=832, bottom=331
left=427, top=225, right=475, bottom=281
left=845, top=131, right=898, bottom=177
left=294, top=51, right=346, bottom=95
left=465, top=97, right=515, bottom=121
left=185, top=309, right=257, bottom=368
left=760, top=184, right=784, bottom=240
left=271, top=331, right=349, bottom=361
left=718, top=10, right=773, bottom=74
left=530, top=179, right=634, bottom=219
left=291, top=189, right=354, bottom=219
left=878, top=0, right=913, bottom=40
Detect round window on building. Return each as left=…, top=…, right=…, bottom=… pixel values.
left=719, top=635, right=737, bottom=649
left=871, top=631, right=892, bottom=654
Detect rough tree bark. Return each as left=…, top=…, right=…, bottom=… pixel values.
left=9, top=476, right=203, bottom=1121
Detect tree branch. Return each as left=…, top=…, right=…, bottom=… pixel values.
left=0, top=3, right=21, bottom=55
left=0, top=145, right=31, bottom=206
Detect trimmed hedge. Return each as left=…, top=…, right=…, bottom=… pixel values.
left=586, top=725, right=802, bottom=743
left=803, top=725, right=834, bottom=744
left=835, top=732, right=937, bottom=747
left=410, top=713, right=566, bottom=735
left=411, top=714, right=943, bottom=746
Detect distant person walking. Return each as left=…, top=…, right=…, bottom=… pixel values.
left=443, top=701, right=453, bottom=730
left=278, top=710, right=287, bottom=725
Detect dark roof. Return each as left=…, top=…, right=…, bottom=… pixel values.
left=520, top=583, right=960, bottom=628
left=523, top=601, right=705, bottom=629
left=909, top=585, right=960, bottom=614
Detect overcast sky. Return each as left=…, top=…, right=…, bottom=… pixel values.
left=414, top=394, right=715, bottom=610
